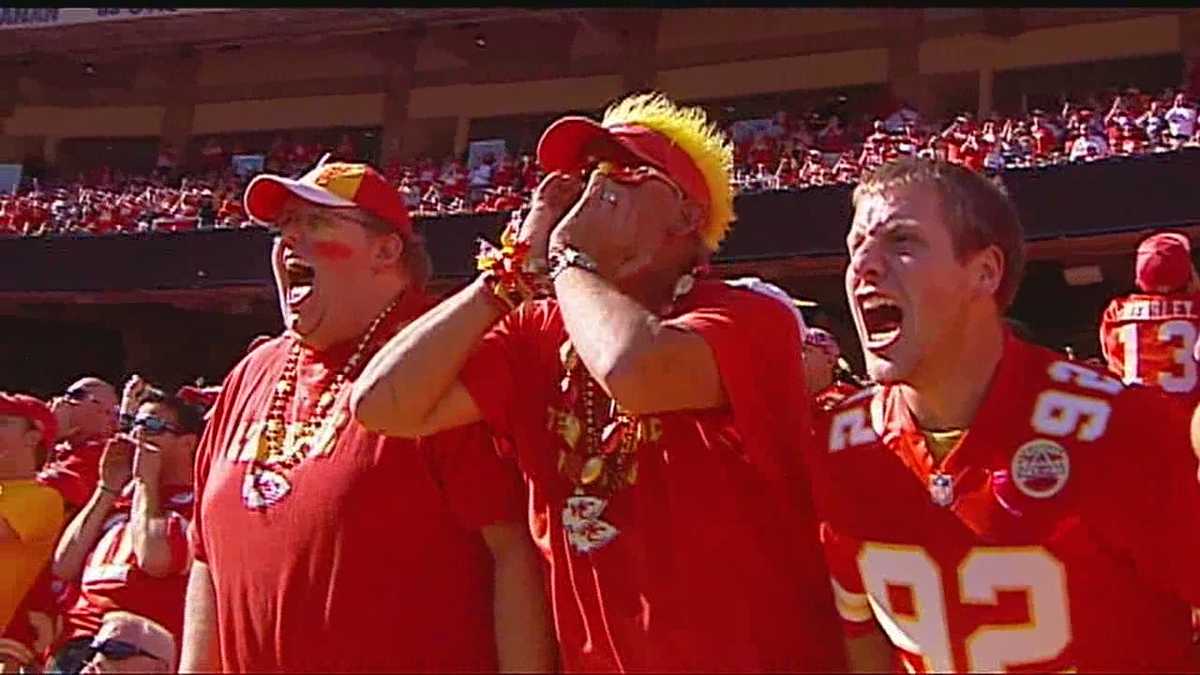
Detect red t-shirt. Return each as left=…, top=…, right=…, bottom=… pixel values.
left=1099, top=292, right=1200, bottom=401
left=809, top=335, right=1200, bottom=671
left=190, top=291, right=525, bottom=673
left=64, top=485, right=193, bottom=642
left=39, top=438, right=107, bottom=511
left=459, top=279, right=845, bottom=672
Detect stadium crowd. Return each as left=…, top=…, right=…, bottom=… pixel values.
left=4, top=89, right=1200, bottom=673
left=3, top=85, right=1199, bottom=238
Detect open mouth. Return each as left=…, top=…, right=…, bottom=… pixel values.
left=283, top=256, right=316, bottom=309
left=857, top=293, right=903, bottom=352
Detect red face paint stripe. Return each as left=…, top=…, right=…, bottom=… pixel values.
left=313, top=241, right=355, bottom=260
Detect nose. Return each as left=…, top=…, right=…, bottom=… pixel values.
left=848, top=236, right=886, bottom=282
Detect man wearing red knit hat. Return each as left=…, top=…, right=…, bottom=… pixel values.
left=179, top=156, right=553, bottom=672
left=1100, top=231, right=1200, bottom=402
left=0, top=393, right=65, bottom=649
left=354, top=93, right=845, bottom=671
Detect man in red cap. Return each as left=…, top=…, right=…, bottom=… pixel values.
left=0, top=393, right=65, bottom=639
left=179, top=156, right=553, bottom=672
left=1100, top=231, right=1200, bottom=403
left=353, top=92, right=845, bottom=671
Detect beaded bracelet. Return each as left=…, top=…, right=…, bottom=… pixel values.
left=475, top=223, right=551, bottom=311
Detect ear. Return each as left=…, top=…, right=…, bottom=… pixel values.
left=971, top=244, right=1005, bottom=300
left=669, top=201, right=706, bottom=238
left=371, top=233, right=405, bottom=272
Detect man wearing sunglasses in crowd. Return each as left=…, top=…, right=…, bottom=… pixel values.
left=79, top=611, right=176, bottom=674
left=46, top=388, right=201, bottom=674
left=41, top=378, right=120, bottom=514
left=354, top=92, right=845, bottom=671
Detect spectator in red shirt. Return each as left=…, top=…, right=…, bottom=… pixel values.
left=41, top=378, right=119, bottom=514
left=48, top=389, right=202, bottom=674
left=1030, top=110, right=1059, bottom=160
left=179, top=158, right=554, bottom=672
left=353, top=92, right=846, bottom=672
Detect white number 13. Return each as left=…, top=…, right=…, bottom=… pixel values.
left=859, top=545, right=1071, bottom=672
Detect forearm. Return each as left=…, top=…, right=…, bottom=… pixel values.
left=553, top=266, right=659, bottom=399
left=353, top=276, right=502, bottom=436
left=129, top=479, right=175, bottom=577
left=51, top=488, right=117, bottom=580
left=180, top=562, right=220, bottom=673
left=489, top=537, right=556, bottom=672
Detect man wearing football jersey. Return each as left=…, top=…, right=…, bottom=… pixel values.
left=1100, top=231, right=1200, bottom=403
left=48, top=392, right=202, bottom=674
left=810, top=157, right=1200, bottom=672
left=353, top=92, right=845, bottom=672
left=179, top=158, right=553, bottom=673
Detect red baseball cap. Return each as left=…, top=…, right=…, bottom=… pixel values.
left=244, top=155, right=412, bottom=237
left=537, top=118, right=712, bottom=214
left=1135, top=232, right=1193, bottom=293
left=0, top=392, right=57, bottom=450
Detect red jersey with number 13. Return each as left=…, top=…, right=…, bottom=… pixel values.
left=1099, top=291, right=1200, bottom=399
left=808, top=334, right=1200, bottom=672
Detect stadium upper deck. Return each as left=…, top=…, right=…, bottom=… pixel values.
left=0, top=8, right=1197, bottom=168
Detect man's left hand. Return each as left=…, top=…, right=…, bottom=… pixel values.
left=131, top=434, right=163, bottom=484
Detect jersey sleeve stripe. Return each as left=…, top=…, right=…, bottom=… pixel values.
left=831, top=576, right=873, bottom=623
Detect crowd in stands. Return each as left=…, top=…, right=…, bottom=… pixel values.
left=2, top=85, right=1198, bottom=238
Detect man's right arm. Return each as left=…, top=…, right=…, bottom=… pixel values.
left=179, top=561, right=220, bottom=673
left=51, top=486, right=118, bottom=581
left=352, top=277, right=500, bottom=439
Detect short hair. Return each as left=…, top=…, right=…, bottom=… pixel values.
left=139, top=391, right=205, bottom=436
left=852, top=158, right=1026, bottom=310
left=358, top=212, right=433, bottom=290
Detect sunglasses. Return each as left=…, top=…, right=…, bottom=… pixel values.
left=132, top=415, right=183, bottom=435
left=90, top=639, right=161, bottom=662
left=63, top=387, right=99, bottom=404
left=591, top=162, right=686, bottom=201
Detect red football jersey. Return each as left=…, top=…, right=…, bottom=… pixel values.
left=809, top=334, right=1200, bottom=672
left=64, top=485, right=193, bottom=641
left=1099, top=292, right=1200, bottom=398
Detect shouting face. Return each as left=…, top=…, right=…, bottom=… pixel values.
left=845, top=184, right=982, bottom=386
left=271, top=199, right=401, bottom=349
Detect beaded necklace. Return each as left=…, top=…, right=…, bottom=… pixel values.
left=552, top=273, right=694, bottom=554
left=241, top=294, right=403, bottom=510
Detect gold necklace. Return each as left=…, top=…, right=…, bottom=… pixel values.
left=242, top=295, right=403, bottom=510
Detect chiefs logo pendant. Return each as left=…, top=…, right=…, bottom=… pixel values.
left=242, top=468, right=292, bottom=510
left=562, top=495, right=620, bottom=554
left=1011, top=439, right=1070, bottom=499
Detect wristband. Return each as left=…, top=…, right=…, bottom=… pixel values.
left=118, top=412, right=134, bottom=433
left=548, top=247, right=600, bottom=282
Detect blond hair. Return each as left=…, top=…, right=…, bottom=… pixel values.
left=602, top=92, right=735, bottom=250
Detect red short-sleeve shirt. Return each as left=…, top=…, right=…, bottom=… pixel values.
left=190, top=292, right=526, bottom=672
left=459, top=279, right=845, bottom=672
